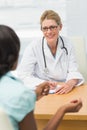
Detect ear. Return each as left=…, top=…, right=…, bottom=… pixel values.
left=59, top=24, right=62, bottom=31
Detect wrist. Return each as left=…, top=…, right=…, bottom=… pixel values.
left=66, top=82, right=74, bottom=88
left=58, top=105, right=67, bottom=114
left=66, top=79, right=78, bottom=88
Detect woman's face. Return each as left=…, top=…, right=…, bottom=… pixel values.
left=41, top=19, right=62, bottom=44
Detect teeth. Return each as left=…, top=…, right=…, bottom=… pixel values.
left=47, top=35, right=54, bottom=38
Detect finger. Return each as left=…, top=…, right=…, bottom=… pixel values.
left=70, top=100, right=78, bottom=103
left=43, top=88, right=49, bottom=93
left=74, top=104, right=82, bottom=112
left=55, top=88, right=66, bottom=94
left=56, top=87, right=72, bottom=94
left=42, top=91, right=49, bottom=95
left=42, top=87, right=50, bottom=95
left=39, top=81, right=49, bottom=88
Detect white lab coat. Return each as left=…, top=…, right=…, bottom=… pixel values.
left=17, top=36, right=84, bottom=89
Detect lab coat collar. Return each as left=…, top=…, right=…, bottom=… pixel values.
left=44, top=37, right=64, bottom=61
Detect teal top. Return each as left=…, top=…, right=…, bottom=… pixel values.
left=0, top=72, right=36, bottom=130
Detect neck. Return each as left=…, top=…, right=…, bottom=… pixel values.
left=47, top=39, right=58, bottom=56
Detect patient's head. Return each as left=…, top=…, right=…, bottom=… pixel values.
left=0, top=25, right=20, bottom=77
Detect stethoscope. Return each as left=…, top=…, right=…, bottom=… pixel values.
left=42, top=36, right=68, bottom=74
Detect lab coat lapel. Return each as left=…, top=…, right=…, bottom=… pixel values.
left=44, top=39, right=54, bottom=61
left=44, top=38, right=64, bottom=62
left=55, top=37, right=64, bottom=61
left=55, top=47, right=63, bottom=61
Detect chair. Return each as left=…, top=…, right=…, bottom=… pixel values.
left=0, top=107, right=14, bottom=130
left=70, top=36, right=87, bottom=81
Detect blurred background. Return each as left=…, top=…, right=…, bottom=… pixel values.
left=0, top=0, right=87, bottom=59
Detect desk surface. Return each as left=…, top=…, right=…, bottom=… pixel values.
left=34, top=84, right=87, bottom=121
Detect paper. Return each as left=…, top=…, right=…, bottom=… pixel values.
left=49, top=85, right=61, bottom=94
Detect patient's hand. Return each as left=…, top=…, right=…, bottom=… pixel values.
left=35, top=82, right=50, bottom=100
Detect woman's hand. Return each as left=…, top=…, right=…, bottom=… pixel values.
left=55, top=79, right=78, bottom=94
left=35, top=82, right=50, bottom=100
left=48, top=81, right=57, bottom=90
left=64, top=98, right=83, bottom=113
left=55, top=83, right=74, bottom=94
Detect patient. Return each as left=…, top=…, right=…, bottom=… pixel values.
left=0, top=25, right=82, bottom=130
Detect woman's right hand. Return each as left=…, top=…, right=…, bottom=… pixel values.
left=35, top=82, right=50, bottom=100
left=64, top=98, right=82, bottom=113
left=48, top=81, right=57, bottom=90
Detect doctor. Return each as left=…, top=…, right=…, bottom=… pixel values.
left=17, top=10, right=84, bottom=94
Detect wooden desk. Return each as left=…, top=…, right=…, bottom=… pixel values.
left=34, top=84, right=87, bottom=130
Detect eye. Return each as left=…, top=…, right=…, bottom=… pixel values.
left=42, top=27, right=48, bottom=31
left=41, top=25, right=58, bottom=32
left=49, top=26, right=58, bottom=30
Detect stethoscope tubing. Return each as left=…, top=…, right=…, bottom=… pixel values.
left=42, top=36, right=68, bottom=69
left=60, top=36, right=68, bottom=55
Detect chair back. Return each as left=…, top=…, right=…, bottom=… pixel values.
left=0, top=107, right=14, bottom=130
left=70, top=36, right=87, bottom=81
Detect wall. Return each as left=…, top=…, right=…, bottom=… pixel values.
left=66, top=0, right=87, bottom=55
left=0, top=0, right=87, bottom=57
left=0, top=0, right=67, bottom=55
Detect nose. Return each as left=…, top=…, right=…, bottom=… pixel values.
left=47, top=28, right=52, bottom=33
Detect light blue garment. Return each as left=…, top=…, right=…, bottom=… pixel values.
left=0, top=72, right=36, bottom=130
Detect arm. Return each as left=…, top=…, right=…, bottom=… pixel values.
left=66, top=41, right=84, bottom=86
left=56, top=40, right=84, bottom=94
left=17, top=43, right=45, bottom=89
left=19, top=111, right=37, bottom=130
left=43, top=99, right=82, bottom=130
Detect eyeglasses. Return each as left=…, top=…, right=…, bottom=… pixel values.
left=41, top=25, right=58, bottom=32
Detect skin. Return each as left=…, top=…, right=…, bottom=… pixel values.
left=42, top=19, right=62, bottom=55
left=55, top=79, right=78, bottom=94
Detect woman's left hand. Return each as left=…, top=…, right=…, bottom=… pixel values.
left=55, top=83, right=74, bottom=94
left=55, top=79, right=78, bottom=94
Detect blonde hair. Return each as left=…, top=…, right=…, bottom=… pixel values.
left=40, top=10, right=62, bottom=25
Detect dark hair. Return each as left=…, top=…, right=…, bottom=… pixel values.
left=0, top=25, right=20, bottom=77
